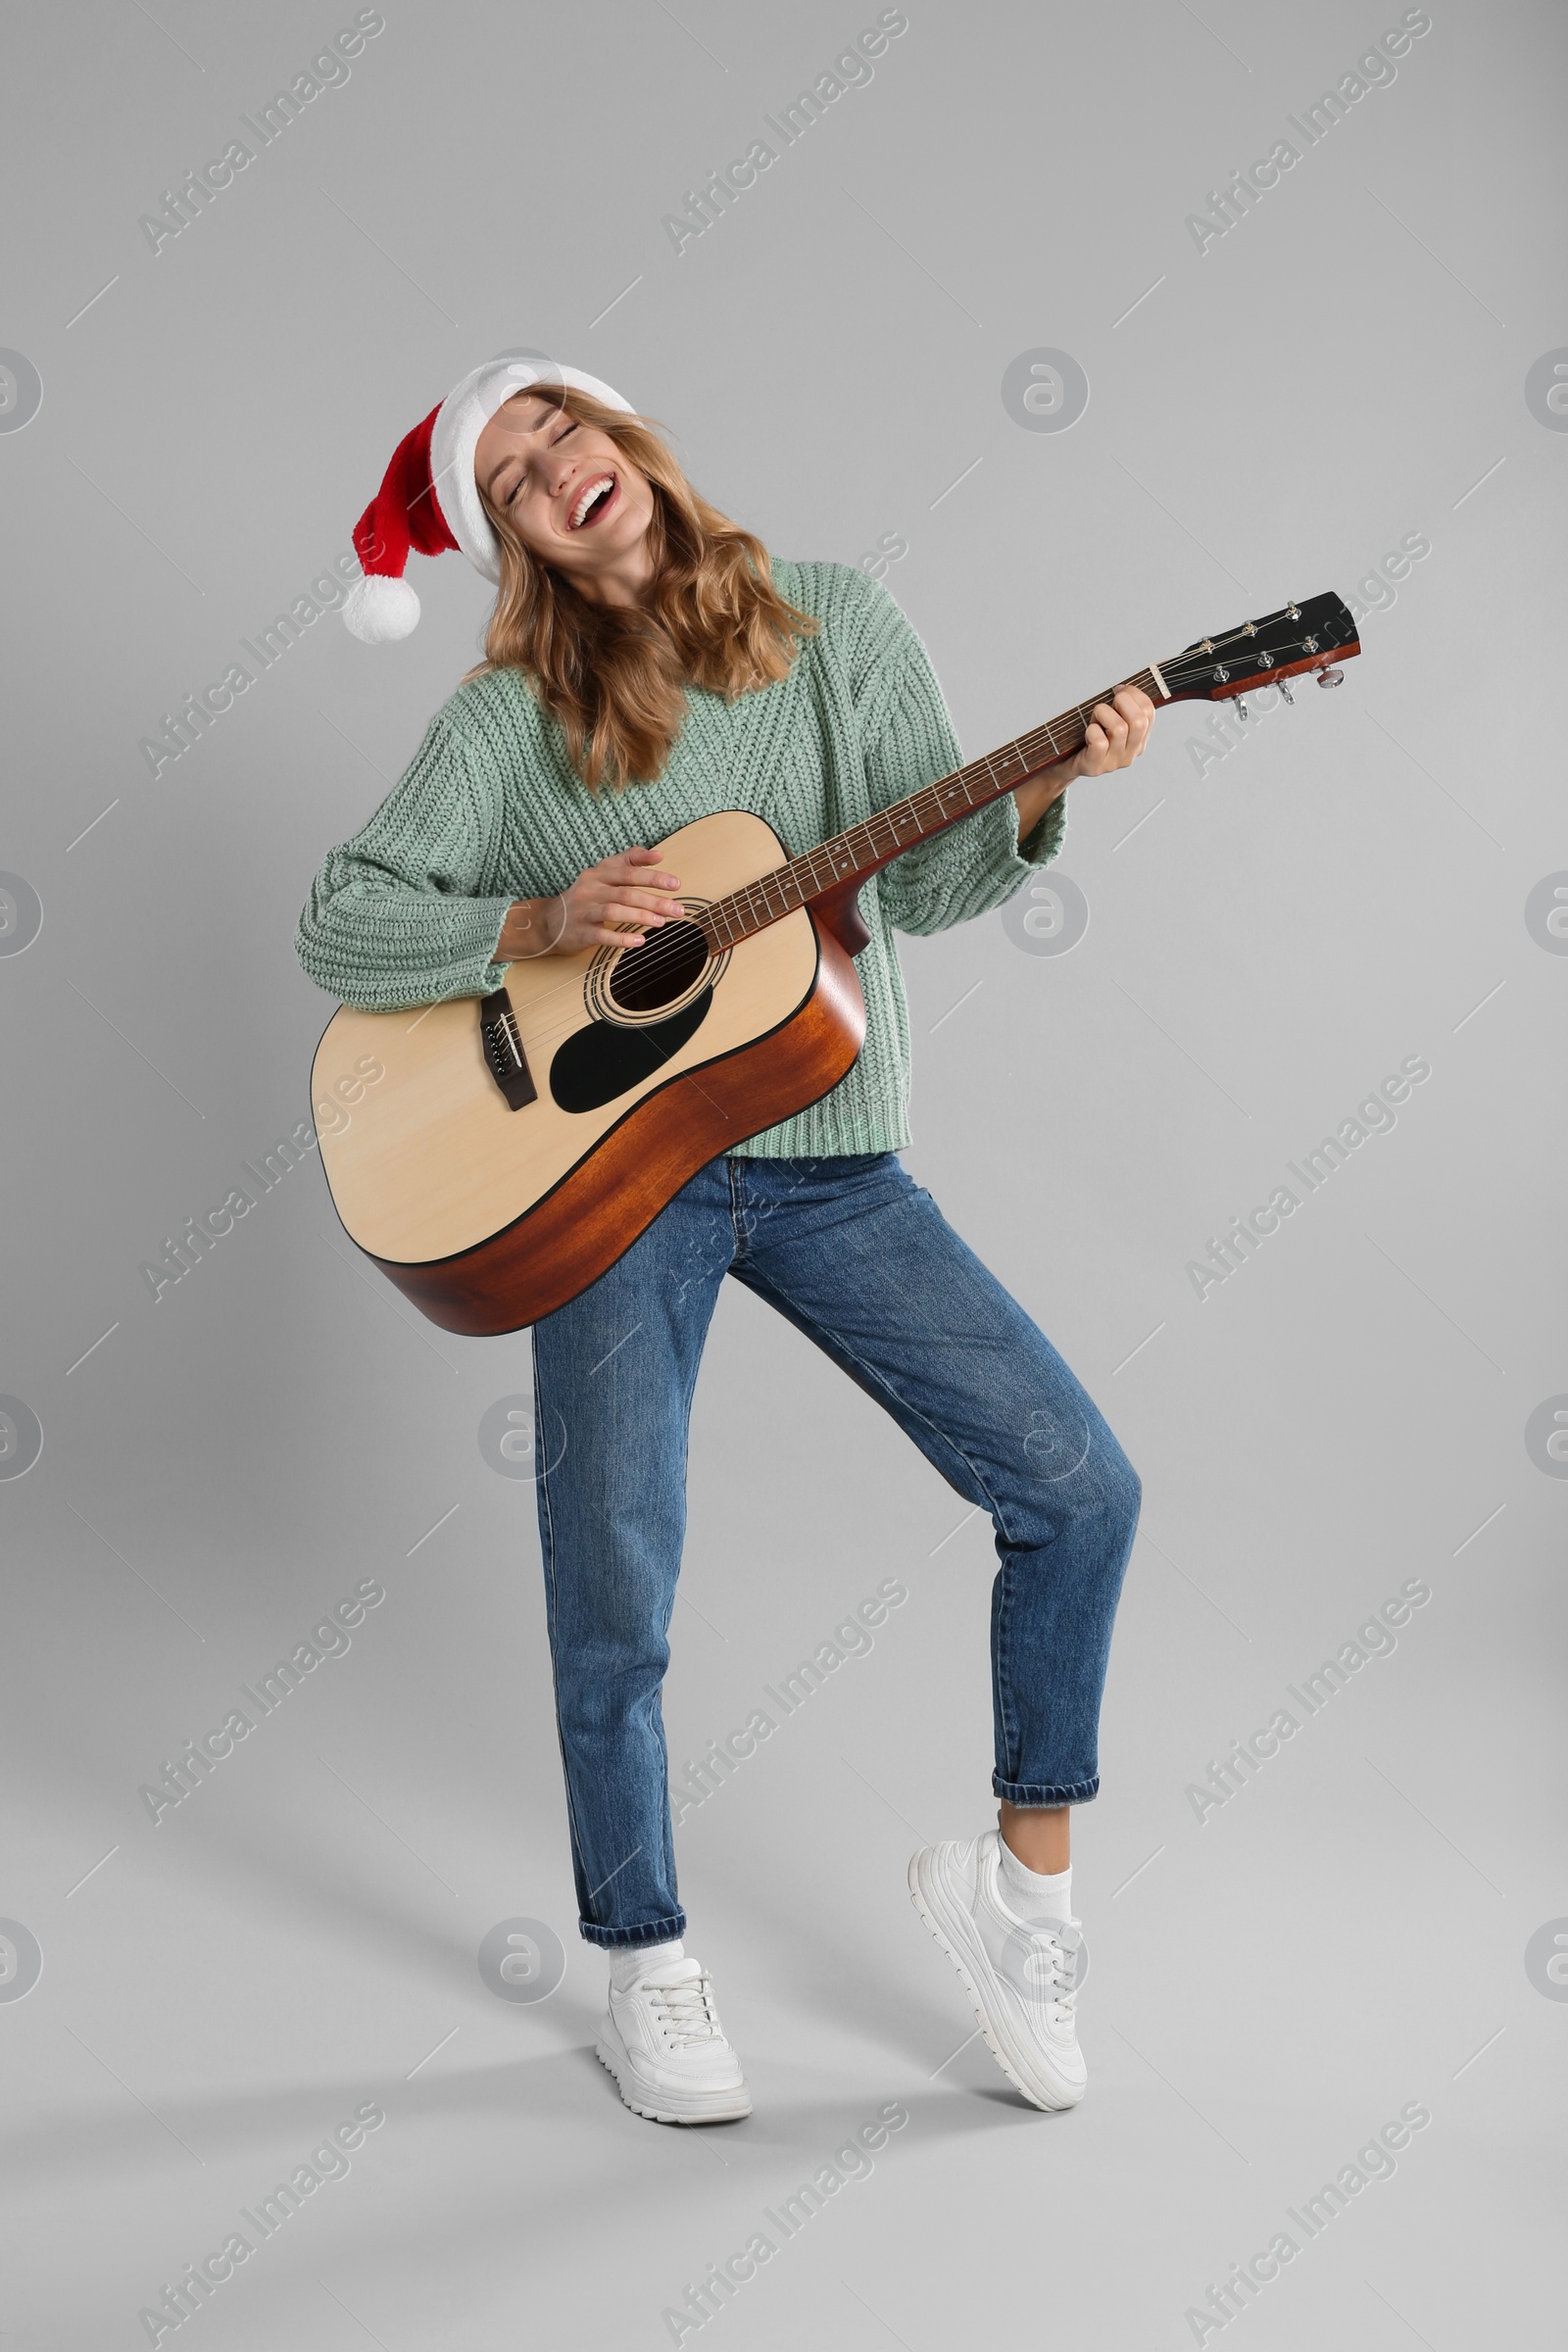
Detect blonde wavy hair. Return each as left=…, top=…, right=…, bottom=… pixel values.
left=469, top=384, right=817, bottom=793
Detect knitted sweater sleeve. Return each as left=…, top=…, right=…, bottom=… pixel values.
left=294, top=707, right=515, bottom=1009
left=848, top=575, right=1066, bottom=939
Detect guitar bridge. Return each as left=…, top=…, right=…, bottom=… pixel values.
left=479, top=985, right=537, bottom=1110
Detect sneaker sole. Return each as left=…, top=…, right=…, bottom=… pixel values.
left=594, top=2020, right=752, bottom=2126
left=907, top=1848, right=1086, bottom=2113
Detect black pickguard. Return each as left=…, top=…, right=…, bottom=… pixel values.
left=549, top=989, right=714, bottom=1114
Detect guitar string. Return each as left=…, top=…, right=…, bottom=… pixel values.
left=520, top=614, right=1346, bottom=1008
left=647, top=612, right=1347, bottom=973
left=494, top=673, right=1144, bottom=1025
left=687, top=615, right=1348, bottom=966
left=493, top=618, right=1344, bottom=1011
left=566, top=665, right=1156, bottom=997
left=443, top=611, right=1350, bottom=1030
left=475, top=998, right=698, bottom=1065
left=336, top=611, right=1351, bottom=1096
left=577, top=652, right=1223, bottom=990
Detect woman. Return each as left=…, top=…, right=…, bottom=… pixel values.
left=297, top=354, right=1152, bottom=2126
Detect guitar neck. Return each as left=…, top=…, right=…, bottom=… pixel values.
left=700, top=666, right=1163, bottom=951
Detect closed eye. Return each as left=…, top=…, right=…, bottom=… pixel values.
left=504, top=422, right=575, bottom=506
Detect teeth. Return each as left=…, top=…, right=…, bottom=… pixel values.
left=570, top=475, right=613, bottom=527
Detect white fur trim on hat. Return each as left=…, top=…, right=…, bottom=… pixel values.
left=429, top=359, right=634, bottom=586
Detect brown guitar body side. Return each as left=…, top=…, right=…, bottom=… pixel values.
left=368, top=909, right=867, bottom=1336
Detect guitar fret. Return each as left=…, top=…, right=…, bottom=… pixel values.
left=705, top=662, right=1174, bottom=947
left=710, top=622, right=1355, bottom=953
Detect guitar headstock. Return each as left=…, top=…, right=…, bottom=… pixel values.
left=1155, top=591, right=1360, bottom=704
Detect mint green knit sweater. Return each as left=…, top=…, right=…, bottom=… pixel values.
left=295, top=559, right=1065, bottom=1157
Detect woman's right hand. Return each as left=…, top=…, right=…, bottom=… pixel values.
left=497, top=847, right=686, bottom=960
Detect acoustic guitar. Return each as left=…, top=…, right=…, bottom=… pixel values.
left=312, top=591, right=1359, bottom=1335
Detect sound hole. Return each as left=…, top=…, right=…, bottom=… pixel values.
left=608, top=919, right=709, bottom=1013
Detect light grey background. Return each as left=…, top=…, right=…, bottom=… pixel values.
left=2, top=2, right=1563, bottom=2344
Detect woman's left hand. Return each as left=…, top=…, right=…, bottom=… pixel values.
left=1065, top=684, right=1156, bottom=779
left=1011, top=683, right=1157, bottom=840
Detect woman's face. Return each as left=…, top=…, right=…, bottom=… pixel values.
left=473, top=392, right=656, bottom=605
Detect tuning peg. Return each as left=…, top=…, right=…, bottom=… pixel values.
left=1234, top=697, right=1250, bottom=721
left=1278, top=677, right=1295, bottom=705
left=1316, top=666, right=1345, bottom=689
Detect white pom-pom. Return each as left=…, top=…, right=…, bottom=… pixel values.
left=343, top=574, right=420, bottom=644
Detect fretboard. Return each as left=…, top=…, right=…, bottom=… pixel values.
left=698, top=668, right=1159, bottom=950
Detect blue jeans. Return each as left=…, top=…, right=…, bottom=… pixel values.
left=530, top=1152, right=1141, bottom=1949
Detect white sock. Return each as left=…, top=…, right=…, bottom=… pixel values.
left=609, top=1937, right=684, bottom=1992
left=997, top=1840, right=1073, bottom=1925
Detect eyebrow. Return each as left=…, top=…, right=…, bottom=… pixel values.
left=486, top=449, right=524, bottom=499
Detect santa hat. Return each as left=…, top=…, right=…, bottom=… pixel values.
left=342, top=353, right=635, bottom=643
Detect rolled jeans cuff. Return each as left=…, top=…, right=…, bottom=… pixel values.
left=578, top=1908, right=688, bottom=1951
left=993, top=1774, right=1100, bottom=1807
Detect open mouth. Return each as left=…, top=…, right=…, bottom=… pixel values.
left=566, top=472, right=618, bottom=531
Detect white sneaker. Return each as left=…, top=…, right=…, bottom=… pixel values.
left=908, top=1833, right=1088, bottom=2111
left=595, top=1955, right=752, bottom=2124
